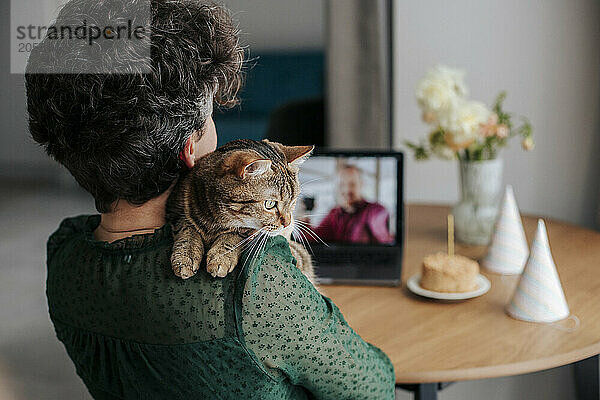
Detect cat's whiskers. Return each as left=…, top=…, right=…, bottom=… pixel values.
left=247, top=229, right=270, bottom=270
left=294, top=220, right=328, bottom=246
left=292, top=219, right=314, bottom=255
left=268, top=227, right=285, bottom=237
left=296, top=225, right=328, bottom=251
left=257, top=232, right=270, bottom=261
left=222, top=228, right=265, bottom=257
left=300, top=176, right=328, bottom=188
left=295, top=230, right=311, bottom=255
left=261, top=224, right=284, bottom=237
left=241, top=231, right=262, bottom=271
left=242, top=228, right=270, bottom=271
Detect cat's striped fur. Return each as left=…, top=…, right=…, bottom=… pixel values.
left=166, top=139, right=316, bottom=285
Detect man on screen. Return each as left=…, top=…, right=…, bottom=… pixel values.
left=306, top=165, right=394, bottom=244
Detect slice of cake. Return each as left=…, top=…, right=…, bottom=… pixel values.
left=420, top=252, right=480, bottom=293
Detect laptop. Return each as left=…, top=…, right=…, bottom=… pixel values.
left=294, top=149, right=404, bottom=286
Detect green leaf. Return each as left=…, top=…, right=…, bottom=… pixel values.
left=403, top=140, right=430, bottom=160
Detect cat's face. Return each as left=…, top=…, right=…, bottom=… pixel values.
left=213, top=140, right=313, bottom=237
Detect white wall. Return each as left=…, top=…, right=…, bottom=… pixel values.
left=220, top=0, right=323, bottom=51
left=393, top=0, right=600, bottom=228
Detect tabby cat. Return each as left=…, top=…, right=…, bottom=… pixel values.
left=166, top=139, right=316, bottom=284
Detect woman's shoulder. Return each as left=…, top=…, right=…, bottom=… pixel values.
left=240, top=235, right=299, bottom=279
left=49, top=214, right=97, bottom=241
left=47, top=219, right=236, bottom=345
left=238, top=235, right=319, bottom=308
left=47, top=214, right=98, bottom=258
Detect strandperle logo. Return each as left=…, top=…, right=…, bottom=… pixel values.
left=16, top=20, right=147, bottom=47
left=11, top=0, right=152, bottom=74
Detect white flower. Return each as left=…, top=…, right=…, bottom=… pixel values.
left=440, top=100, right=491, bottom=149
left=416, top=65, right=468, bottom=121
left=496, top=124, right=509, bottom=138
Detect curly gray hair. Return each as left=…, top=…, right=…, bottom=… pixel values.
left=25, top=0, right=244, bottom=212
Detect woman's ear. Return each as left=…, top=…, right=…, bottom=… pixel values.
left=180, top=122, right=217, bottom=168
left=180, top=136, right=197, bottom=169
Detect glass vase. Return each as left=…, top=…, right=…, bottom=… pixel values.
left=453, top=159, right=503, bottom=245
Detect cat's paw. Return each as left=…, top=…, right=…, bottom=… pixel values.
left=206, top=252, right=238, bottom=278
left=171, top=255, right=199, bottom=280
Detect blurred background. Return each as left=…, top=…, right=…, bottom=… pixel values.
left=1, top=0, right=599, bottom=399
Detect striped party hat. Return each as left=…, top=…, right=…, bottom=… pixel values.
left=482, top=185, right=529, bottom=275
left=506, top=219, right=569, bottom=323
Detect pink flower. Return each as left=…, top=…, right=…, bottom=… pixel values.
left=480, top=113, right=500, bottom=137
left=480, top=126, right=494, bottom=137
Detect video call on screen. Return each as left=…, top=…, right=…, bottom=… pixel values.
left=296, top=156, right=398, bottom=246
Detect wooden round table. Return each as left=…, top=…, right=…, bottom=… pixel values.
left=322, top=205, right=600, bottom=399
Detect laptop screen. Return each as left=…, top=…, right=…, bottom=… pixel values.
left=295, top=154, right=399, bottom=247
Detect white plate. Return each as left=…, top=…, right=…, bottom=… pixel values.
left=406, top=274, right=491, bottom=300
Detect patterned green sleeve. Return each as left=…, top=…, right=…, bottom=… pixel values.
left=239, top=236, right=395, bottom=399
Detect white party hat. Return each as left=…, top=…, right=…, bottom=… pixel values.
left=482, top=185, right=529, bottom=275
left=506, top=219, right=570, bottom=323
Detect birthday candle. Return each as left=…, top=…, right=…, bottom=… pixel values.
left=448, top=214, right=454, bottom=257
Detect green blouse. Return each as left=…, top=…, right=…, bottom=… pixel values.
left=46, top=215, right=395, bottom=399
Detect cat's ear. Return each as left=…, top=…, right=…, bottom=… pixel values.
left=225, top=151, right=272, bottom=179
left=286, top=145, right=314, bottom=172
left=243, top=159, right=272, bottom=178
left=264, top=140, right=314, bottom=172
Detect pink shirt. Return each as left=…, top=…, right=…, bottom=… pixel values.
left=310, top=201, right=394, bottom=244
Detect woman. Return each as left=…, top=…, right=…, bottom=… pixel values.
left=26, top=1, right=395, bottom=398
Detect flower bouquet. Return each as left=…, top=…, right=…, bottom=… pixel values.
left=406, top=65, right=533, bottom=161
left=405, top=65, right=534, bottom=245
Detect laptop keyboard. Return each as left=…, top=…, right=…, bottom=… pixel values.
left=313, top=251, right=397, bottom=266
